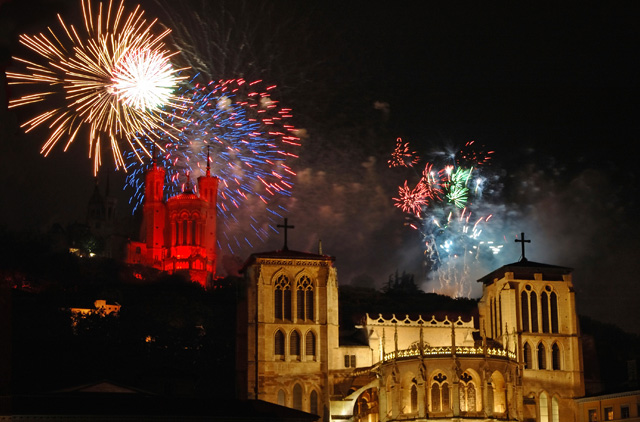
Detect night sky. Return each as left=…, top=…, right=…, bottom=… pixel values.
left=1, top=1, right=638, bottom=333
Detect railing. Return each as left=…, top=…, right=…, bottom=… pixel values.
left=383, top=345, right=516, bottom=362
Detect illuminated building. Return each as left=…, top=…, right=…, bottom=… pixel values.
left=238, top=234, right=585, bottom=421
left=126, top=157, right=219, bottom=288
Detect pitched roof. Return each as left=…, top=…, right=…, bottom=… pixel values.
left=477, top=259, right=573, bottom=285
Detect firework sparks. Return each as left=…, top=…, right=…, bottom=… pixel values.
left=7, top=0, right=187, bottom=174
left=388, top=137, right=420, bottom=168
left=125, top=77, right=300, bottom=256
left=389, top=139, right=503, bottom=297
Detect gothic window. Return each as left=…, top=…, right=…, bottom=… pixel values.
left=540, top=392, right=549, bottom=422
left=296, top=276, right=314, bottom=321
left=410, top=384, right=418, bottom=413
left=550, top=291, right=559, bottom=333
left=538, top=343, right=547, bottom=370
left=310, top=390, right=319, bottom=415
left=305, top=331, right=316, bottom=359
left=521, top=290, right=530, bottom=332
left=431, top=383, right=441, bottom=412
left=530, top=291, right=539, bottom=332
left=523, top=342, right=532, bottom=369
left=182, top=220, right=188, bottom=245
left=293, top=384, right=303, bottom=410
left=274, top=330, right=285, bottom=358
left=459, top=372, right=476, bottom=412
left=552, top=343, right=561, bottom=370
left=274, top=274, right=291, bottom=320
left=277, top=389, right=286, bottom=406
left=430, top=373, right=450, bottom=412
left=552, top=396, right=559, bottom=422
left=290, top=330, right=301, bottom=358
left=521, top=286, right=540, bottom=332
left=541, top=291, right=550, bottom=333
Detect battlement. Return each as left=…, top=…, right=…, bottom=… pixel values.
left=365, top=313, right=474, bottom=328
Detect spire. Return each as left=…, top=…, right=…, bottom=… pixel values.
left=206, top=145, right=211, bottom=177
left=184, top=172, right=192, bottom=193
left=318, top=239, right=323, bottom=255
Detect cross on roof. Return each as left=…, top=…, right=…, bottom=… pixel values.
left=277, top=218, right=295, bottom=251
left=515, top=232, right=531, bottom=261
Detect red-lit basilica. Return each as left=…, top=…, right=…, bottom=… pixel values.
left=126, top=157, right=219, bottom=288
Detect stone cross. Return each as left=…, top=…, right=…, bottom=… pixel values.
left=277, top=218, right=295, bottom=250
left=515, top=232, right=531, bottom=261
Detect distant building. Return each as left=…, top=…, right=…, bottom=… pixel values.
left=126, top=157, right=219, bottom=288
left=237, top=236, right=586, bottom=421
left=576, top=390, right=640, bottom=421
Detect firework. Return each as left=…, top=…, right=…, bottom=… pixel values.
left=125, top=77, right=300, bottom=256
left=7, top=0, right=187, bottom=174
left=388, top=137, right=420, bottom=168
left=390, top=139, right=502, bottom=297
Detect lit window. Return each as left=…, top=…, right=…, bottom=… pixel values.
left=552, top=396, right=559, bottom=422
left=588, top=409, right=597, bottom=421
left=539, top=392, right=549, bottom=422
left=604, top=407, right=613, bottom=421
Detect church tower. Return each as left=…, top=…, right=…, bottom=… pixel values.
left=478, top=233, right=585, bottom=421
left=127, top=155, right=219, bottom=287
left=237, top=221, right=338, bottom=421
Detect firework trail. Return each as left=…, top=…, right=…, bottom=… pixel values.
left=125, top=77, right=300, bottom=257
left=6, top=0, right=187, bottom=174
left=390, top=140, right=504, bottom=297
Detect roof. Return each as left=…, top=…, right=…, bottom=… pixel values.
left=1, top=381, right=319, bottom=421
left=241, top=249, right=335, bottom=272
left=477, top=258, right=573, bottom=285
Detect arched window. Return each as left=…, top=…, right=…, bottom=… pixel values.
left=410, top=384, right=418, bottom=413
left=310, top=390, right=319, bottom=415
left=523, top=342, right=532, bottom=369
left=530, top=291, right=539, bottom=332
left=550, top=291, right=559, bottom=333
left=296, top=276, right=314, bottom=321
left=538, top=343, right=547, bottom=370
left=430, top=373, right=450, bottom=412
left=459, top=373, right=476, bottom=412
left=293, top=384, right=303, bottom=410
left=521, top=290, right=530, bottom=331
left=274, top=274, right=291, bottom=320
left=539, top=392, right=549, bottom=422
left=277, top=389, right=286, bottom=406
left=551, top=396, right=559, bottom=422
left=274, top=330, right=285, bottom=358
left=552, top=343, right=561, bottom=370
left=541, top=291, right=550, bottom=333
left=290, top=330, right=301, bottom=358
left=305, top=331, right=316, bottom=359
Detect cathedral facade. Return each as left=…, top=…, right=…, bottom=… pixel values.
left=237, top=244, right=585, bottom=422
left=126, top=160, right=219, bottom=288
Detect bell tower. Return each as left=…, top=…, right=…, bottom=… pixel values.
left=197, top=149, right=219, bottom=274
left=478, top=233, right=584, bottom=422
left=142, top=157, right=166, bottom=264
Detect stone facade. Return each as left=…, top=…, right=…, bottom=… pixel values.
left=238, top=250, right=586, bottom=422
